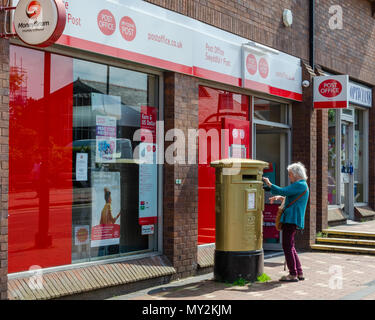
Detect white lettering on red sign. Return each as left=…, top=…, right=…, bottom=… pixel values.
left=318, top=79, right=342, bottom=98
left=120, top=16, right=136, bottom=41
left=246, top=54, right=257, bottom=75
left=259, top=57, right=269, bottom=79
left=97, top=9, right=116, bottom=35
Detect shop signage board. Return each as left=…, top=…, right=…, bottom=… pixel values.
left=242, top=46, right=302, bottom=101
left=13, top=0, right=66, bottom=47
left=48, top=0, right=302, bottom=102
left=314, top=75, right=349, bottom=109
left=349, top=82, right=372, bottom=108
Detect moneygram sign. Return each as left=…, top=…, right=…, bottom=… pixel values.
left=314, top=75, right=349, bottom=109
left=14, top=0, right=66, bottom=47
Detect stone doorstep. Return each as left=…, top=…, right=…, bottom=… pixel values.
left=328, top=208, right=347, bottom=226
left=7, top=255, right=176, bottom=300
left=354, top=206, right=375, bottom=222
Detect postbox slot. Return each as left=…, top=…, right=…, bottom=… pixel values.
left=242, top=175, right=257, bottom=181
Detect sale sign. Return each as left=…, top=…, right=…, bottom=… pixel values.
left=314, top=75, right=349, bottom=109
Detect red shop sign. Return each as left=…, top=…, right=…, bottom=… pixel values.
left=314, top=75, right=349, bottom=109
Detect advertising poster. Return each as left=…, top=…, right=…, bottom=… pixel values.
left=95, top=115, right=117, bottom=163
left=139, top=106, right=158, bottom=225
left=91, top=171, right=121, bottom=247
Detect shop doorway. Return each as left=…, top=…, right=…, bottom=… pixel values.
left=328, top=107, right=369, bottom=222
left=253, top=97, right=291, bottom=251
left=340, top=120, right=355, bottom=220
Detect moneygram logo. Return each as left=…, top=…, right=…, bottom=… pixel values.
left=26, top=1, right=41, bottom=19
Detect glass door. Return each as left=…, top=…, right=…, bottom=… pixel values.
left=340, top=121, right=354, bottom=219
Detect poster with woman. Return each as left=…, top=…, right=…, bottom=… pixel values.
left=91, top=171, right=121, bottom=247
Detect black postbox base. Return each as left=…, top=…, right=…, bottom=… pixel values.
left=214, top=249, right=264, bottom=283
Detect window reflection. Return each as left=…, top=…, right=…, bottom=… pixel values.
left=9, top=45, right=159, bottom=273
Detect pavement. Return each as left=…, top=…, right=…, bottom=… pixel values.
left=107, top=250, right=375, bottom=301
left=108, top=221, right=375, bottom=301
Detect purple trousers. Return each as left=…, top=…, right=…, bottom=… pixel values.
left=282, top=223, right=303, bottom=276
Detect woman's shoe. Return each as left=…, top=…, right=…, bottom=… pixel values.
left=298, top=275, right=305, bottom=281
left=279, top=274, right=298, bottom=282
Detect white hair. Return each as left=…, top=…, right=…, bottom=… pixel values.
left=287, top=162, right=308, bottom=181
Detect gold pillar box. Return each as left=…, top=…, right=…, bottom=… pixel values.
left=211, top=158, right=269, bottom=282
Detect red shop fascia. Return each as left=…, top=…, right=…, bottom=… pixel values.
left=6, top=0, right=303, bottom=274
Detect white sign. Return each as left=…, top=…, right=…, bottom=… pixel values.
left=13, top=0, right=66, bottom=47
left=242, top=46, right=302, bottom=101
left=75, top=153, right=88, bottom=181
left=247, top=192, right=256, bottom=210
left=349, top=82, right=372, bottom=108
left=314, top=75, right=349, bottom=109
left=55, top=0, right=302, bottom=101
left=141, top=225, right=155, bottom=235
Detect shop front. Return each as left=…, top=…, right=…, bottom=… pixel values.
left=6, top=0, right=304, bottom=297
left=197, top=45, right=302, bottom=250
left=327, top=81, right=371, bottom=221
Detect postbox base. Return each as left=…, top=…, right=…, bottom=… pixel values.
left=214, top=250, right=264, bottom=283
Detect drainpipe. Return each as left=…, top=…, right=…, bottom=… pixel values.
left=309, top=0, right=315, bottom=69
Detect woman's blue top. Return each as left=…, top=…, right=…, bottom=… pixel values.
left=270, top=180, right=309, bottom=230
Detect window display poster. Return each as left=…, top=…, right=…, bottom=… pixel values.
left=76, top=153, right=88, bottom=181
left=91, top=171, right=121, bottom=247
left=139, top=106, right=157, bottom=225
left=74, top=225, right=90, bottom=246
left=96, top=115, right=117, bottom=163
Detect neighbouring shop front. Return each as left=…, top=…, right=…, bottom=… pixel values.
left=7, top=0, right=304, bottom=282
left=327, top=80, right=372, bottom=220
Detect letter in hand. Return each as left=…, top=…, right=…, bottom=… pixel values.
left=262, top=177, right=272, bottom=187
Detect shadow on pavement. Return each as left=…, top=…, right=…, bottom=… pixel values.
left=146, top=278, right=283, bottom=299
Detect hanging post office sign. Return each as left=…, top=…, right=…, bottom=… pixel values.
left=314, top=75, right=349, bottom=109
left=13, top=0, right=66, bottom=47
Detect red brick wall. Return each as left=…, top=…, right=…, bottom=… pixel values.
left=144, top=0, right=310, bottom=62
left=315, top=0, right=375, bottom=85
left=163, top=72, right=199, bottom=278
left=292, top=63, right=317, bottom=249
left=0, top=8, right=9, bottom=300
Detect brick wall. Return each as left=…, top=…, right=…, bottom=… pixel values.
left=0, top=4, right=9, bottom=300
left=315, top=0, right=375, bottom=85
left=163, top=72, right=199, bottom=279
left=292, top=62, right=317, bottom=249
left=145, top=0, right=310, bottom=62
left=315, top=67, right=329, bottom=232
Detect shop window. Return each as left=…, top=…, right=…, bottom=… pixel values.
left=198, top=86, right=250, bottom=245
left=9, top=45, right=159, bottom=273
left=254, top=98, right=288, bottom=124
left=354, top=109, right=364, bottom=203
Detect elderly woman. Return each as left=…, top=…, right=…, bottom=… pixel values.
left=263, top=162, right=309, bottom=282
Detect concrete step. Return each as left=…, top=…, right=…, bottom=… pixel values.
left=322, top=229, right=375, bottom=240
left=316, top=237, right=375, bottom=247
left=311, top=244, right=375, bottom=255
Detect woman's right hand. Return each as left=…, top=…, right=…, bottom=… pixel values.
left=269, top=196, right=284, bottom=204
